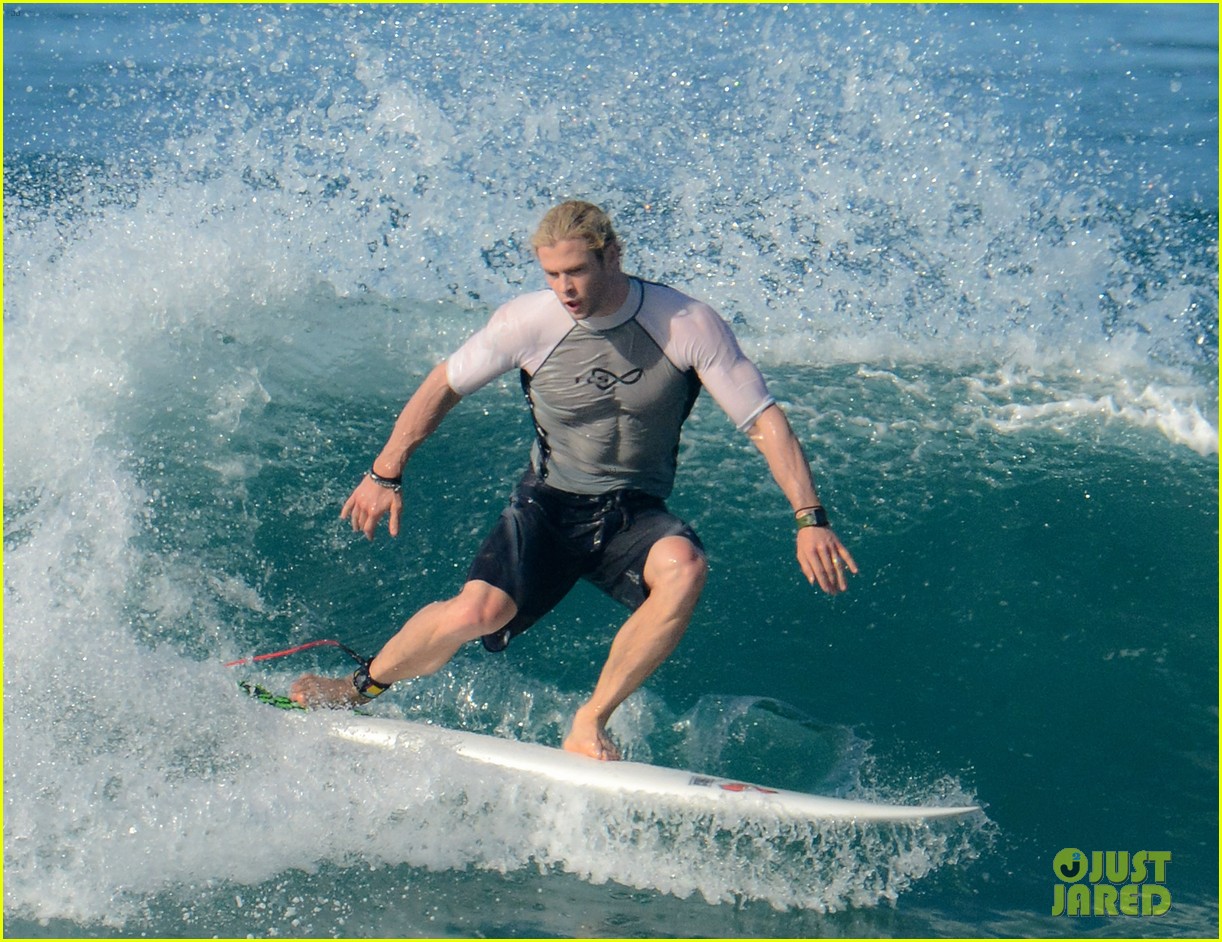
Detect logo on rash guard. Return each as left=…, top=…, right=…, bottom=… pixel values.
left=578, top=367, right=644, bottom=390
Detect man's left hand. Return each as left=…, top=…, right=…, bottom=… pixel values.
left=797, top=526, right=858, bottom=594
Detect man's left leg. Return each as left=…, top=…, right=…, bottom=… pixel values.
left=563, top=535, right=707, bottom=760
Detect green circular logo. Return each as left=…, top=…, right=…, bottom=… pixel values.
left=1054, top=847, right=1088, bottom=883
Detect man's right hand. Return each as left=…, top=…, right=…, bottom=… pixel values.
left=340, top=475, right=404, bottom=539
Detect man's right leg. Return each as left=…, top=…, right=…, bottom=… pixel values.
left=289, top=580, right=517, bottom=708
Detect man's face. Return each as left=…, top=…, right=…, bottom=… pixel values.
left=536, top=238, right=624, bottom=320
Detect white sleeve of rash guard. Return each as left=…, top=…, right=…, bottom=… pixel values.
left=445, top=291, right=565, bottom=396
left=657, top=300, right=775, bottom=431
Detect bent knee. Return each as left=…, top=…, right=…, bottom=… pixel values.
left=443, top=582, right=517, bottom=641
left=645, top=537, right=708, bottom=596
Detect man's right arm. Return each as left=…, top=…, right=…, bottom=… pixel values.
left=341, top=361, right=463, bottom=539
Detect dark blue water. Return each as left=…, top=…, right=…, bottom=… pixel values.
left=4, top=4, right=1217, bottom=937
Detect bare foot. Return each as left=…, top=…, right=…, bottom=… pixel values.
left=563, top=709, right=621, bottom=761
left=289, top=673, right=362, bottom=709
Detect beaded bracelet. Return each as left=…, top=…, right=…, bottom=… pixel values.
left=366, top=469, right=403, bottom=492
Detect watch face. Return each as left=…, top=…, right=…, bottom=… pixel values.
left=797, top=507, right=829, bottom=528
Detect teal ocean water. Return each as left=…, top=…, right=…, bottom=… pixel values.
left=3, top=4, right=1217, bottom=938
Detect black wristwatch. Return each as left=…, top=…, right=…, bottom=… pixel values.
left=795, top=506, right=830, bottom=529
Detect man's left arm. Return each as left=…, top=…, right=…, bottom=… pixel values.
left=747, top=404, right=858, bottom=594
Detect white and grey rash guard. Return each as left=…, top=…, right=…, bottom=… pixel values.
left=446, top=277, right=775, bottom=498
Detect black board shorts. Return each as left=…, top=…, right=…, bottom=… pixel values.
left=470, top=471, right=704, bottom=652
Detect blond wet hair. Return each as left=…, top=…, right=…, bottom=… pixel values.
left=531, top=200, right=620, bottom=259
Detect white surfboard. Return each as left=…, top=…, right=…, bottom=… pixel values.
left=325, top=714, right=981, bottom=823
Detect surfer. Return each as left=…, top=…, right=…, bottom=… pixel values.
left=290, top=200, right=857, bottom=759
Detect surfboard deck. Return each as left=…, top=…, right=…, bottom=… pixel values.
left=242, top=684, right=980, bottom=822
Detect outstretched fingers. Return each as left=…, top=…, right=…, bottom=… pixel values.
left=340, top=478, right=402, bottom=539
left=798, top=528, right=858, bottom=594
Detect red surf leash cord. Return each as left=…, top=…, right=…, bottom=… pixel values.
left=224, top=638, right=369, bottom=669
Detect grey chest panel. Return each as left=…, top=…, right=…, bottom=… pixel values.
left=524, top=318, right=700, bottom=497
